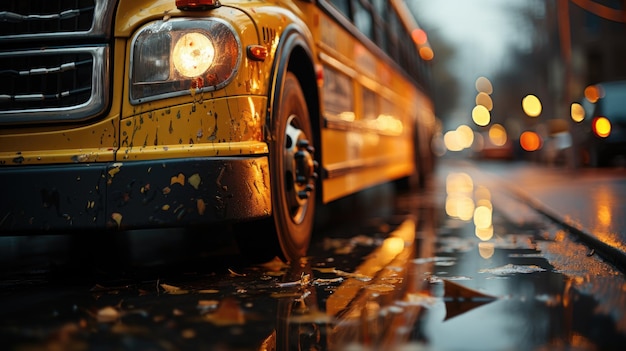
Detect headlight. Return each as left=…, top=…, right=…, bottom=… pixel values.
left=130, top=18, right=241, bottom=104
left=172, top=33, right=215, bottom=77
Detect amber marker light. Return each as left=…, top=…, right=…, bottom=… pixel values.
left=247, top=45, right=268, bottom=61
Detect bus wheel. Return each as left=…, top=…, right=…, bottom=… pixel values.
left=235, top=72, right=317, bottom=264
left=270, top=72, right=318, bottom=263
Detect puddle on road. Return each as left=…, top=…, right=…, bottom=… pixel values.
left=2, top=166, right=626, bottom=350
left=412, top=167, right=626, bottom=351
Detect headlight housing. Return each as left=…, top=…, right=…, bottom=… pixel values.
left=130, top=18, right=241, bottom=104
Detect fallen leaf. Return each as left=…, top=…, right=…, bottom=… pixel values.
left=189, top=173, right=201, bottom=189
left=108, top=166, right=121, bottom=178
left=479, top=264, right=547, bottom=275
left=228, top=268, right=246, bottom=277
left=313, top=277, right=344, bottom=286
left=160, top=283, right=189, bottom=295
left=333, top=269, right=372, bottom=282
left=171, top=173, right=185, bottom=186
left=277, top=280, right=301, bottom=288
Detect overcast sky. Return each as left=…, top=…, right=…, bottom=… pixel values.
left=409, top=0, right=537, bottom=77
left=407, top=0, right=542, bottom=124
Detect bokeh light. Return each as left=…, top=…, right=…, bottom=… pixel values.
left=488, top=124, right=507, bottom=146
left=476, top=92, right=493, bottom=111
left=522, top=95, right=542, bottom=117
left=472, top=105, right=491, bottom=126
left=456, top=125, right=474, bottom=149
left=446, top=172, right=474, bottom=194
left=478, top=242, right=495, bottom=259
left=520, top=131, right=541, bottom=151
left=446, top=195, right=475, bottom=221
left=443, top=125, right=476, bottom=152
left=474, top=205, right=492, bottom=229
left=584, top=85, right=603, bottom=103
left=445, top=172, right=476, bottom=222
left=419, top=47, right=434, bottom=61
left=475, top=76, right=493, bottom=94
left=570, top=102, right=585, bottom=122
left=411, top=28, right=428, bottom=45
left=476, top=225, right=494, bottom=241
left=592, top=117, right=611, bottom=138
left=444, top=130, right=463, bottom=152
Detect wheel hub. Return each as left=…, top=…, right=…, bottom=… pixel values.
left=284, top=121, right=318, bottom=222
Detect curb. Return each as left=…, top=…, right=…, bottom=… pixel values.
left=503, top=181, right=626, bottom=275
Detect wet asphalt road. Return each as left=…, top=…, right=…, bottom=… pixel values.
left=1, top=158, right=626, bottom=350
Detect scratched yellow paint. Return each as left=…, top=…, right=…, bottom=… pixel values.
left=118, top=96, right=267, bottom=161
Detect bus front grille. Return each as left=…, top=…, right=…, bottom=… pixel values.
left=0, top=0, right=96, bottom=37
left=0, top=0, right=114, bottom=125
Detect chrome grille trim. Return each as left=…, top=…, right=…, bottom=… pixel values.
left=0, top=46, right=110, bottom=125
left=0, top=0, right=115, bottom=42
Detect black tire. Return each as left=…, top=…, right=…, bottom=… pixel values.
left=236, top=72, right=317, bottom=263
left=271, top=72, right=317, bottom=262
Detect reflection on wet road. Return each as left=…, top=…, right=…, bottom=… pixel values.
left=1, top=159, right=626, bottom=350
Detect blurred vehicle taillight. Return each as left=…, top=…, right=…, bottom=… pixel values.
left=592, top=116, right=611, bottom=138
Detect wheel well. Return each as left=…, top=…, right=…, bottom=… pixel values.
left=286, top=46, right=322, bottom=177
left=287, top=48, right=320, bottom=139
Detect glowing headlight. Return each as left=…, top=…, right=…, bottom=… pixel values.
left=130, top=18, right=241, bottom=104
left=172, top=32, right=215, bottom=78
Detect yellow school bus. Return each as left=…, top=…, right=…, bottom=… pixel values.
left=0, top=0, right=436, bottom=262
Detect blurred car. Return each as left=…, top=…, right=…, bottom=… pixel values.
left=573, top=80, right=626, bottom=167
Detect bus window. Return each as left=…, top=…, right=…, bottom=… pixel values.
left=353, top=0, right=374, bottom=41
left=362, top=88, right=377, bottom=121
left=329, top=0, right=350, bottom=18
left=323, top=66, right=354, bottom=119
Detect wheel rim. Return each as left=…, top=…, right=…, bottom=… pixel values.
left=282, top=115, right=317, bottom=225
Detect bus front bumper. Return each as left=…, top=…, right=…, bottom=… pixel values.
left=0, top=156, right=271, bottom=233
